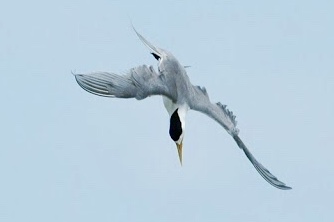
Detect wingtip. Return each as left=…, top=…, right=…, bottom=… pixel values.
left=130, top=25, right=162, bottom=57
left=233, top=135, right=292, bottom=190
left=276, top=184, right=292, bottom=190
left=71, top=70, right=77, bottom=76
left=130, top=23, right=142, bottom=41
left=130, top=22, right=138, bottom=35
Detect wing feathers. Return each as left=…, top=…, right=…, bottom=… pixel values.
left=189, top=85, right=239, bottom=135
left=189, top=84, right=291, bottom=190
left=195, top=85, right=208, bottom=97
left=75, top=74, right=112, bottom=97
left=216, top=102, right=238, bottom=127
left=74, top=65, right=176, bottom=100
left=233, top=135, right=291, bottom=190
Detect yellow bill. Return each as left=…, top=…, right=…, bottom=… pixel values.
left=176, top=141, right=183, bottom=166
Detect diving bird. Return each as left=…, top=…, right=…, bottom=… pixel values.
left=73, top=28, right=291, bottom=190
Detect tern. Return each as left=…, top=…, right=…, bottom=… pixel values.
left=73, top=28, right=291, bottom=190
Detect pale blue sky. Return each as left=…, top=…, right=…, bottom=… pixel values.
left=1, top=0, right=333, bottom=221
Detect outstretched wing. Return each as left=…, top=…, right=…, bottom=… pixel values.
left=74, top=65, right=177, bottom=101
left=188, top=85, right=291, bottom=190
left=233, top=135, right=291, bottom=190
left=189, top=85, right=239, bottom=135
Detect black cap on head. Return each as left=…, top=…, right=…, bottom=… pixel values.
left=169, top=109, right=182, bottom=142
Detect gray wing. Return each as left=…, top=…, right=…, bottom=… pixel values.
left=74, top=65, right=177, bottom=101
left=188, top=85, right=291, bottom=190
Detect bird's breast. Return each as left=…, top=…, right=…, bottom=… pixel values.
left=162, top=96, right=177, bottom=116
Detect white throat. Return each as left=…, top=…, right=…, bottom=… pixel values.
left=162, top=96, right=189, bottom=117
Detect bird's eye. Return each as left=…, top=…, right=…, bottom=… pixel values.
left=151, top=53, right=161, bottom=61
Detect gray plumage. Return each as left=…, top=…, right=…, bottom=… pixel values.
left=73, top=27, right=291, bottom=190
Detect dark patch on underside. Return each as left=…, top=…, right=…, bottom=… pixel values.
left=169, top=109, right=182, bottom=141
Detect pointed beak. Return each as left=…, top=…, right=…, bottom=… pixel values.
left=176, top=142, right=183, bottom=166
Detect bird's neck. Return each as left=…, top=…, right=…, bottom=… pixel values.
left=162, top=96, right=189, bottom=118
left=176, top=105, right=188, bottom=129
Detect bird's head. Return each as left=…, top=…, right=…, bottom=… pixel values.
left=169, top=108, right=186, bottom=165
